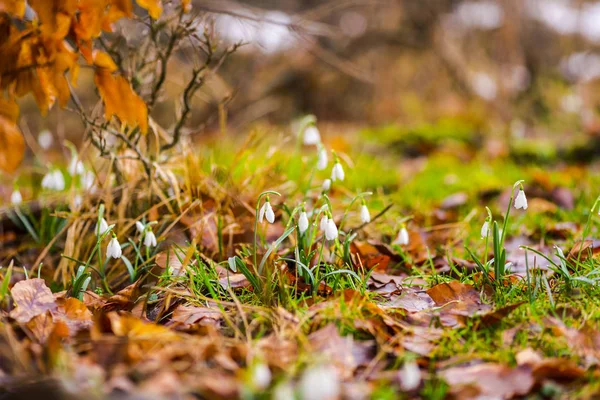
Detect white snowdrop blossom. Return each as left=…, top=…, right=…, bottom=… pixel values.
left=325, top=218, right=338, bottom=241
left=360, top=204, right=371, bottom=223
left=273, top=382, right=295, bottom=400
left=68, top=157, right=85, bottom=176
left=317, top=147, right=328, bottom=170
left=251, top=363, right=272, bottom=390
left=320, top=215, right=329, bottom=231
left=322, top=178, right=331, bottom=191
left=259, top=200, right=275, bottom=223
left=106, top=236, right=122, bottom=259
left=480, top=220, right=489, bottom=239
left=136, top=221, right=145, bottom=233
left=37, top=130, right=53, bottom=150
left=331, top=162, right=345, bottom=182
left=514, top=189, right=528, bottom=210
left=303, top=125, right=321, bottom=145
left=228, top=256, right=237, bottom=271
left=11, top=189, right=22, bottom=205
left=399, top=360, right=421, bottom=391
left=143, top=230, right=157, bottom=248
left=299, top=365, right=340, bottom=400
left=96, top=218, right=109, bottom=236
left=298, top=211, right=309, bottom=235
left=72, top=194, right=83, bottom=211
left=81, top=170, right=95, bottom=190
left=41, top=170, right=65, bottom=191
left=394, top=227, right=409, bottom=246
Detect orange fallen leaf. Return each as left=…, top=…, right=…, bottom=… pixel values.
left=108, top=312, right=179, bottom=341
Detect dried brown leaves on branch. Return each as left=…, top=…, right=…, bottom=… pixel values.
left=0, top=0, right=237, bottom=175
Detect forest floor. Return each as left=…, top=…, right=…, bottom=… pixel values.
left=2, top=118, right=600, bottom=400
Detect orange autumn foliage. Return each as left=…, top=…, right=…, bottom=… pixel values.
left=0, top=0, right=176, bottom=172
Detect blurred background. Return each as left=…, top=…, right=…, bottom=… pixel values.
left=13, top=0, right=600, bottom=161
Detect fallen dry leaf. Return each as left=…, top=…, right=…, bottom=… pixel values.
left=10, top=279, right=57, bottom=323
left=170, top=304, right=223, bottom=328
left=442, top=363, right=534, bottom=399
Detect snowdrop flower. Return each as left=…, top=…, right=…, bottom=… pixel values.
left=514, top=188, right=528, bottom=210
left=320, top=215, right=329, bottom=231
left=37, top=129, right=53, bottom=150
left=273, top=382, right=295, bottom=400
left=360, top=203, right=371, bottom=223
left=325, top=218, right=338, bottom=241
left=81, top=170, right=95, bottom=190
left=136, top=221, right=145, bottom=233
left=11, top=189, right=22, bottom=205
left=299, top=365, right=340, bottom=400
left=96, top=217, right=109, bottom=236
left=106, top=235, right=122, bottom=259
left=143, top=229, right=157, bottom=248
left=68, top=157, right=84, bottom=176
left=41, top=170, right=65, bottom=191
left=303, top=125, right=321, bottom=145
left=298, top=211, right=309, bottom=235
left=322, top=178, right=331, bottom=191
left=399, top=360, right=421, bottom=391
left=251, top=363, right=272, bottom=390
left=480, top=220, right=489, bottom=239
left=71, top=194, right=83, bottom=211
left=317, top=146, right=328, bottom=170
left=228, top=256, right=237, bottom=271
left=394, top=226, right=409, bottom=246
left=259, top=198, right=275, bottom=223
left=331, top=161, right=345, bottom=182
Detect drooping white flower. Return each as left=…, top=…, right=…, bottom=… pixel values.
left=399, top=360, right=421, bottom=391
left=106, top=236, right=122, bottom=259
left=322, top=179, right=331, bottom=191
left=68, top=157, right=84, bottom=176
left=96, top=217, right=109, bottom=236
left=81, top=170, right=95, bottom=190
left=136, top=221, right=145, bottom=233
left=325, top=218, right=338, bottom=241
left=303, top=125, right=321, bottom=145
left=320, top=215, right=329, bottom=231
left=143, top=230, right=157, bottom=248
left=266, top=203, right=275, bottom=223
left=299, top=365, right=340, bottom=400
left=331, top=162, right=345, bottom=182
left=251, top=363, right=272, bottom=390
left=273, top=382, right=295, bottom=400
left=259, top=200, right=275, bottom=223
left=37, top=130, right=54, bottom=150
left=228, top=256, right=237, bottom=271
left=11, top=189, right=22, bottom=205
left=41, top=170, right=65, bottom=191
left=71, top=194, right=83, bottom=211
left=480, top=221, right=489, bottom=238
left=394, top=227, right=409, bottom=246
left=360, top=204, right=371, bottom=223
left=298, top=211, right=309, bottom=235
left=514, top=189, right=528, bottom=210
left=317, top=147, right=328, bottom=170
